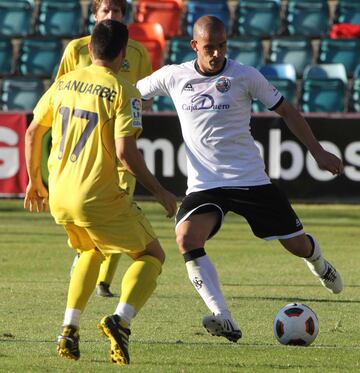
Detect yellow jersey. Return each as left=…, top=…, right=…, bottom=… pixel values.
left=33, top=65, right=142, bottom=226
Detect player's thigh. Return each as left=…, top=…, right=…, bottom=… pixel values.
left=85, top=202, right=157, bottom=256
left=64, top=223, right=97, bottom=252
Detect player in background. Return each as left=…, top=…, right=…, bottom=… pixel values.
left=55, top=0, right=153, bottom=297
left=24, top=20, right=177, bottom=365
left=136, top=15, right=344, bottom=343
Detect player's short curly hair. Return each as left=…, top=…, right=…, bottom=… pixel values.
left=92, top=0, right=127, bottom=16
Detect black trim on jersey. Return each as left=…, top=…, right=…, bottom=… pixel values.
left=183, top=248, right=206, bottom=263
left=194, top=59, right=227, bottom=76
left=268, top=96, right=284, bottom=111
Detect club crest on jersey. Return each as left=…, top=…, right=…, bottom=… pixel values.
left=131, top=98, right=142, bottom=128
left=215, top=76, right=231, bottom=93
left=121, top=59, right=130, bottom=72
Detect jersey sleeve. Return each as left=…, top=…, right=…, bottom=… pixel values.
left=114, top=87, right=143, bottom=139
left=33, top=83, right=57, bottom=127
left=54, top=41, right=77, bottom=80
left=246, top=67, right=284, bottom=110
left=136, top=65, right=173, bottom=99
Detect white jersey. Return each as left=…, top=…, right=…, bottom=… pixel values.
left=136, top=59, right=283, bottom=194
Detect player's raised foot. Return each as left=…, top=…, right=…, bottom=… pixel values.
left=98, top=314, right=131, bottom=365
left=56, top=325, right=80, bottom=360
left=96, top=282, right=115, bottom=297
left=202, top=314, right=242, bottom=343
left=305, top=259, right=343, bottom=294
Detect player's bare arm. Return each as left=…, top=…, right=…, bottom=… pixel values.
left=115, top=135, right=177, bottom=217
left=24, top=121, right=49, bottom=213
left=275, top=99, right=344, bottom=176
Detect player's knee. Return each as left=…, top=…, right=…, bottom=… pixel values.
left=176, top=231, right=199, bottom=253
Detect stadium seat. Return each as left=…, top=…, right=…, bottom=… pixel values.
left=18, top=37, right=63, bottom=78
left=267, top=37, right=313, bottom=78
left=285, top=0, right=330, bottom=37
left=128, top=22, right=166, bottom=70
left=166, top=37, right=195, bottom=64
left=317, top=38, right=360, bottom=77
left=185, top=0, right=231, bottom=36
left=37, top=0, right=83, bottom=37
left=252, top=64, right=297, bottom=112
left=335, top=1, right=360, bottom=25
left=87, top=0, right=133, bottom=33
left=0, top=37, right=13, bottom=76
left=235, top=0, right=281, bottom=37
left=152, top=95, right=176, bottom=111
left=0, top=0, right=34, bottom=37
left=349, top=64, right=360, bottom=112
left=300, top=78, right=347, bottom=113
left=227, top=37, right=263, bottom=67
left=135, top=0, right=184, bottom=38
left=0, top=77, right=45, bottom=111
left=303, top=63, right=348, bottom=84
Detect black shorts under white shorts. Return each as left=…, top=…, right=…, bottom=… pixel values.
left=175, top=184, right=304, bottom=240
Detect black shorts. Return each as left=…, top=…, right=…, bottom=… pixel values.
left=175, top=184, right=304, bottom=240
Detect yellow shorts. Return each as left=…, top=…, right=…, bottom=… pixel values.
left=64, top=202, right=157, bottom=256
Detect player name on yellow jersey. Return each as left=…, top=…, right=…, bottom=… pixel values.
left=58, top=79, right=118, bottom=102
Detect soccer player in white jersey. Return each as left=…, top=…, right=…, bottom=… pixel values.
left=136, top=16, right=344, bottom=343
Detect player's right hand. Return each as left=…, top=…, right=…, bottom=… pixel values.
left=24, top=181, right=49, bottom=213
left=154, top=188, right=178, bottom=218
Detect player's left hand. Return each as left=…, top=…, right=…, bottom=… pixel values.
left=314, top=150, right=344, bottom=176
left=24, top=181, right=49, bottom=213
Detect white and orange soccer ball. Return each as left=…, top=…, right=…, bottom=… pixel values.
left=273, top=303, right=319, bottom=346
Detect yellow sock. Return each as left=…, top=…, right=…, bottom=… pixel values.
left=119, top=255, right=162, bottom=313
left=97, top=253, right=121, bottom=285
left=67, top=249, right=104, bottom=311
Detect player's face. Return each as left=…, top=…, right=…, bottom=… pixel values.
left=192, top=30, right=227, bottom=74
left=95, top=0, right=123, bottom=22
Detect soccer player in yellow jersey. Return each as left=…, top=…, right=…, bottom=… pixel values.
left=24, top=20, right=177, bottom=365
left=55, top=0, right=154, bottom=297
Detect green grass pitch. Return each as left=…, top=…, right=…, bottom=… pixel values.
left=0, top=199, right=359, bottom=372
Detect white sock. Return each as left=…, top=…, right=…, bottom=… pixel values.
left=305, top=234, right=326, bottom=275
left=115, top=302, right=136, bottom=325
left=63, top=308, right=81, bottom=328
left=185, top=255, right=229, bottom=316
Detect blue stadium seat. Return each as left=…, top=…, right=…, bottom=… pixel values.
left=303, top=63, right=348, bottom=84
left=1, top=77, right=45, bottom=111
left=252, top=64, right=297, bottom=112
left=268, top=37, right=313, bottom=78
left=18, top=37, right=63, bottom=78
left=317, top=38, right=360, bottom=77
left=0, top=37, right=13, bottom=75
left=166, top=37, right=195, bottom=64
left=285, top=0, right=330, bottom=37
left=0, top=0, right=34, bottom=37
left=349, top=64, right=360, bottom=112
left=227, top=37, right=263, bottom=67
left=235, top=0, right=281, bottom=37
left=152, top=96, right=176, bottom=112
left=185, top=1, right=231, bottom=36
left=37, top=0, right=83, bottom=37
left=335, top=1, right=360, bottom=24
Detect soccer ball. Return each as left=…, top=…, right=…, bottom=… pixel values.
left=273, top=303, right=319, bottom=346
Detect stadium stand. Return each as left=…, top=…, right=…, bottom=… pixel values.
left=37, top=0, right=83, bottom=37
left=0, top=76, right=45, bottom=111
left=267, top=36, right=313, bottom=77
left=152, top=95, right=176, bottom=112
left=350, top=64, right=360, bottom=112
left=17, top=37, right=63, bottom=78
left=234, top=0, right=281, bottom=37
left=317, top=38, right=360, bottom=76
left=301, top=63, right=348, bottom=112
left=166, top=37, right=195, bottom=64
left=128, top=22, right=166, bottom=70
left=185, top=0, right=231, bottom=36
left=227, top=37, right=263, bottom=67
left=0, top=0, right=34, bottom=37
left=285, top=0, right=330, bottom=37
left=335, top=0, right=360, bottom=24
left=135, top=0, right=184, bottom=38
left=0, top=37, right=13, bottom=76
